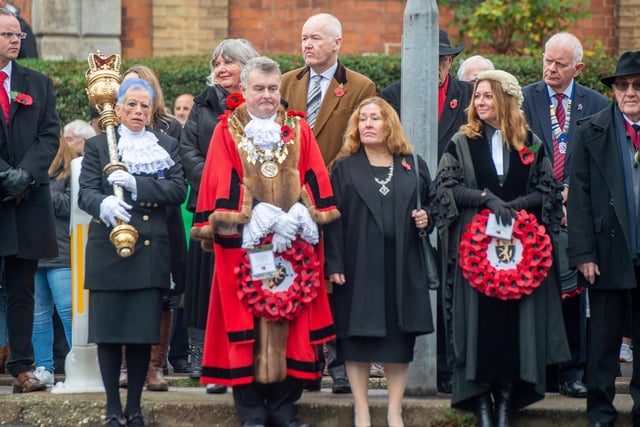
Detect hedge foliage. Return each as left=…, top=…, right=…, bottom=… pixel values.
left=19, top=52, right=616, bottom=126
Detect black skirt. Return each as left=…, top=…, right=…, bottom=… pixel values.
left=89, top=288, right=163, bottom=344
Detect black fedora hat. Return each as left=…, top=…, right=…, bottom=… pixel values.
left=601, top=50, right=640, bottom=87
left=439, top=29, right=464, bottom=57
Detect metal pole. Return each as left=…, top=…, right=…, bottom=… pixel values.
left=402, top=0, right=439, bottom=396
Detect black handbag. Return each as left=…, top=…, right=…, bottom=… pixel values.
left=413, top=153, right=440, bottom=290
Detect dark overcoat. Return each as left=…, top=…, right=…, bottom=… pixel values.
left=324, top=149, right=434, bottom=338
left=567, top=103, right=637, bottom=290
left=79, top=132, right=187, bottom=291
left=0, top=61, right=60, bottom=259
left=433, top=131, right=569, bottom=411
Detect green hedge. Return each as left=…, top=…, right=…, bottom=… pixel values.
left=20, top=53, right=616, bottom=126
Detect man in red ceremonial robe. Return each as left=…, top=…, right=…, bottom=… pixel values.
left=191, top=56, right=340, bottom=427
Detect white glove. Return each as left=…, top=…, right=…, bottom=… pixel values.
left=107, top=170, right=137, bottom=199
left=272, top=232, right=293, bottom=253
left=272, top=212, right=298, bottom=240
left=288, top=202, right=319, bottom=244
left=99, top=195, right=132, bottom=227
left=242, top=202, right=283, bottom=249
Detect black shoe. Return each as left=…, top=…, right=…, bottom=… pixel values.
left=170, top=358, right=191, bottom=373
left=205, top=383, right=227, bottom=394
left=103, top=414, right=125, bottom=427
left=331, top=377, right=351, bottom=394
left=125, top=413, right=145, bottom=427
left=304, top=378, right=321, bottom=392
left=474, top=392, right=494, bottom=427
left=242, top=420, right=266, bottom=427
left=276, top=421, right=311, bottom=427
left=559, top=380, right=587, bottom=398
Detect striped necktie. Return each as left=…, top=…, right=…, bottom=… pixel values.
left=552, top=93, right=566, bottom=181
left=306, top=75, right=322, bottom=128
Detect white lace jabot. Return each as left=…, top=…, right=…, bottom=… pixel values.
left=243, top=115, right=281, bottom=150
left=117, top=125, right=175, bottom=175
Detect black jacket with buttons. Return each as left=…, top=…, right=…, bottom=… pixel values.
left=78, top=131, right=187, bottom=291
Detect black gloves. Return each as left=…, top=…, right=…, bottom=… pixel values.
left=0, top=168, right=35, bottom=204
left=505, top=191, right=542, bottom=211
left=483, top=191, right=516, bottom=226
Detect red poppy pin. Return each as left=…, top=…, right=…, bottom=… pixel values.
left=281, top=125, right=294, bottom=143
left=450, top=99, right=458, bottom=109
left=401, top=157, right=412, bottom=173
left=10, top=91, right=32, bottom=106
left=226, top=92, right=244, bottom=110
left=518, top=144, right=540, bottom=165
left=334, top=83, right=345, bottom=97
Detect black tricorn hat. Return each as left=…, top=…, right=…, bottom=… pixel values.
left=439, top=29, right=464, bottom=57
left=601, top=50, right=640, bottom=87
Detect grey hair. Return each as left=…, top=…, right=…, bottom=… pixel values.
left=305, top=13, right=342, bottom=37
left=240, top=57, right=281, bottom=87
left=64, top=119, right=96, bottom=140
left=457, top=55, right=495, bottom=81
left=0, top=8, right=16, bottom=17
left=545, top=32, right=583, bottom=64
left=207, top=39, right=260, bottom=87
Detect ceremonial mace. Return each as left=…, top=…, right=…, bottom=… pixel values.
left=85, top=52, right=138, bottom=257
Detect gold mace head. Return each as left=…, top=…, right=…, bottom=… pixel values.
left=86, top=52, right=121, bottom=129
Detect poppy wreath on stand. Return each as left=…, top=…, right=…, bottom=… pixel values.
left=458, top=209, right=553, bottom=300
left=235, top=235, right=321, bottom=321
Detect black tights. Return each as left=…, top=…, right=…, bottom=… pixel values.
left=98, top=343, right=150, bottom=417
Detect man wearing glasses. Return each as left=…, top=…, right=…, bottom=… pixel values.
left=0, top=0, right=37, bottom=58
left=522, top=32, right=608, bottom=400
left=0, top=8, right=60, bottom=393
left=568, top=50, right=640, bottom=427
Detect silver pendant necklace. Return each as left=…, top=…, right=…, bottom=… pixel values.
left=374, top=162, right=394, bottom=196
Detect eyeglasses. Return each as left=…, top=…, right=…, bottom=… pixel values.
left=613, top=80, right=640, bottom=92
left=0, top=32, right=26, bottom=40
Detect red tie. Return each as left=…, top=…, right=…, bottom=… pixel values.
left=0, top=72, right=9, bottom=123
left=552, top=93, right=566, bottom=181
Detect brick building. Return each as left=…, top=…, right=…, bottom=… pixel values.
left=9, top=0, right=638, bottom=60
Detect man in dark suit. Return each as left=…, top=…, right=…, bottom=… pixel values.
left=568, top=50, right=640, bottom=427
left=380, top=29, right=473, bottom=159
left=280, top=12, right=376, bottom=394
left=380, top=28, right=473, bottom=394
left=0, top=8, right=60, bottom=393
left=523, top=32, right=609, bottom=400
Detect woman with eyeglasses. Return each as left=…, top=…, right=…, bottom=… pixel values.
left=79, top=78, right=186, bottom=427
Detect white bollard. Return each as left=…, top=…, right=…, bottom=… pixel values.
left=51, top=157, right=104, bottom=393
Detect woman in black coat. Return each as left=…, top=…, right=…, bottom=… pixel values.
left=324, top=97, right=434, bottom=427
left=79, top=78, right=186, bottom=427
left=178, top=38, right=258, bottom=386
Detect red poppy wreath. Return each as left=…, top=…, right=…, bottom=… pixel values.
left=234, top=235, right=321, bottom=321
left=458, top=209, right=553, bottom=300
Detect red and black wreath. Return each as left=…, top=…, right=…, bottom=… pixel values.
left=458, top=209, right=553, bottom=300
left=234, top=235, right=321, bottom=321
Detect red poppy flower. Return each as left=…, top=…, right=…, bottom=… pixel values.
left=235, top=236, right=321, bottom=321
left=519, top=147, right=534, bottom=165
left=334, top=83, right=345, bottom=97
left=281, top=125, right=294, bottom=143
left=13, top=93, right=32, bottom=106
left=226, top=92, right=244, bottom=110
left=458, top=209, right=553, bottom=300
left=401, top=158, right=412, bottom=173
left=450, top=99, right=458, bottom=109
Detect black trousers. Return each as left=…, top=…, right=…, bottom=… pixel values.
left=3, top=256, right=38, bottom=376
left=317, top=292, right=346, bottom=379
left=233, top=377, right=304, bottom=425
left=586, top=285, right=640, bottom=425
